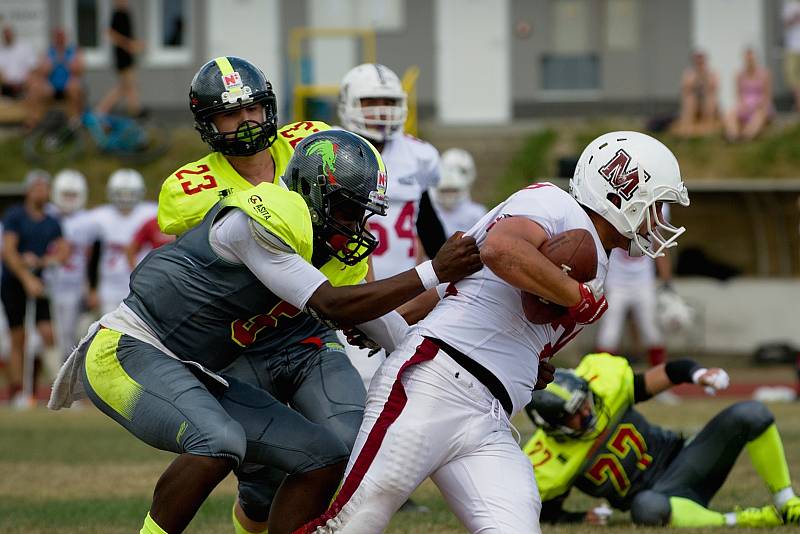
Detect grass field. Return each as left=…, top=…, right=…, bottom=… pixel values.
left=1, top=394, right=798, bottom=533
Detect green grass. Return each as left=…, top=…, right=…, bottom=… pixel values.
left=1, top=396, right=798, bottom=533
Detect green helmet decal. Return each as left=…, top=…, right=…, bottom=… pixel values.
left=306, top=139, right=339, bottom=184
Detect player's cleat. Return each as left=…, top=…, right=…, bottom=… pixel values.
left=734, top=505, right=783, bottom=527
left=781, top=496, right=800, bottom=524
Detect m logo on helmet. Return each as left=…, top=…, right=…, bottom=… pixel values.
left=306, top=140, right=339, bottom=184
left=598, top=149, right=650, bottom=201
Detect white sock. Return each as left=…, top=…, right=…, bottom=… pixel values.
left=724, top=512, right=737, bottom=526
left=774, top=486, right=797, bottom=510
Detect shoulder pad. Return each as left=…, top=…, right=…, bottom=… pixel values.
left=224, top=182, right=314, bottom=262
left=158, top=153, right=245, bottom=235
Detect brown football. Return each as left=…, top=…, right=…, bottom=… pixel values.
left=521, top=228, right=598, bottom=324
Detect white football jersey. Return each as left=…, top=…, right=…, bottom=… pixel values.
left=84, top=202, right=158, bottom=307
left=369, top=134, right=440, bottom=280
left=416, top=183, right=609, bottom=415
left=49, top=210, right=95, bottom=293
left=433, top=197, right=488, bottom=237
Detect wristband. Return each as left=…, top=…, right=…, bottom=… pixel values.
left=415, top=260, right=440, bottom=291
left=664, top=358, right=702, bottom=384
left=691, top=367, right=709, bottom=384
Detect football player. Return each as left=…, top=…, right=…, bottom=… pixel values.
left=48, top=130, right=482, bottom=534
left=297, top=131, right=690, bottom=533
left=157, top=56, right=329, bottom=236
left=525, top=353, right=800, bottom=527
left=154, top=56, right=391, bottom=533
left=430, top=148, right=488, bottom=236
left=48, top=169, right=94, bottom=365
left=84, top=169, right=157, bottom=314
left=337, top=63, right=447, bottom=392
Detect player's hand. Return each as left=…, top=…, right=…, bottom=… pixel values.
left=431, top=232, right=482, bottom=283
left=585, top=504, right=613, bottom=525
left=567, top=279, right=608, bottom=325
left=22, top=275, right=44, bottom=298
left=535, top=359, right=556, bottom=390
left=343, top=327, right=381, bottom=355
left=692, top=367, right=730, bottom=394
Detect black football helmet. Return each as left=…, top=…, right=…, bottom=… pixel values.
left=286, top=130, right=388, bottom=266
left=525, top=368, right=600, bottom=439
left=189, top=56, right=278, bottom=156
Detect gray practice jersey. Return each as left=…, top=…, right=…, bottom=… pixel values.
left=125, top=203, right=290, bottom=371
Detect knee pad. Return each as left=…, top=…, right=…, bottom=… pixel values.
left=298, top=427, right=349, bottom=472
left=631, top=490, right=671, bottom=526
left=728, top=400, right=774, bottom=439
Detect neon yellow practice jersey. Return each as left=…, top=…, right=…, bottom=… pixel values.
left=157, top=120, right=368, bottom=286
left=523, top=354, right=682, bottom=510
left=158, top=120, right=330, bottom=236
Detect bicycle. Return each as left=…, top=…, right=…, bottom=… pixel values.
left=24, top=108, right=170, bottom=165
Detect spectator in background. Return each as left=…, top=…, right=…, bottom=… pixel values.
left=25, top=28, right=84, bottom=129
left=783, top=0, right=800, bottom=112
left=1, top=170, right=68, bottom=407
left=96, top=0, right=143, bottom=117
left=125, top=215, right=174, bottom=268
left=672, top=51, right=720, bottom=138
left=0, top=24, right=37, bottom=99
left=724, top=48, right=774, bottom=142
left=430, top=148, right=487, bottom=235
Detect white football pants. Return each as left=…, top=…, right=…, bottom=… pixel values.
left=596, top=283, right=662, bottom=351
left=304, top=334, right=541, bottom=533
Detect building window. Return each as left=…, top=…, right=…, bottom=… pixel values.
left=63, top=0, right=111, bottom=68
left=540, top=0, right=600, bottom=93
left=146, top=0, right=192, bottom=66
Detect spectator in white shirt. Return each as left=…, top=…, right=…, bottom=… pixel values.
left=0, top=25, right=37, bottom=99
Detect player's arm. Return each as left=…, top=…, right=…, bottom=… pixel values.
left=216, top=211, right=482, bottom=328
left=1, top=230, right=42, bottom=296
left=635, top=359, right=730, bottom=401
left=308, top=231, right=480, bottom=328
left=480, top=216, right=581, bottom=306
left=416, top=190, right=447, bottom=258
left=540, top=493, right=588, bottom=524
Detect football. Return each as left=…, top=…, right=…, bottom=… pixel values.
left=521, top=228, right=598, bottom=324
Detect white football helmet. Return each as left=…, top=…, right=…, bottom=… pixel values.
left=570, top=131, right=690, bottom=258
left=107, top=168, right=145, bottom=211
left=52, top=169, right=88, bottom=215
left=434, top=148, right=477, bottom=210
left=338, top=63, right=408, bottom=143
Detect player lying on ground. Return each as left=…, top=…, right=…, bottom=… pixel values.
left=525, top=353, right=800, bottom=527
left=296, top=131, right=690, bottom=533
left=48, top=130, right=482, bottom=534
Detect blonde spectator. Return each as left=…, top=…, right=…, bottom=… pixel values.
left=672, top=51, right=720, bottom=137
left=724, top=48, right=774, bottom=142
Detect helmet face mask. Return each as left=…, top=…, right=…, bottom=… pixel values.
left=570, top=131, right=690, bottom=258
left=52, top=169, right=87, bottom=215
left=338, top=64, right=408, bottom=143
left=190, top=56, right=278, bottom=156
left=286, top=130, right=389, bottom=266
